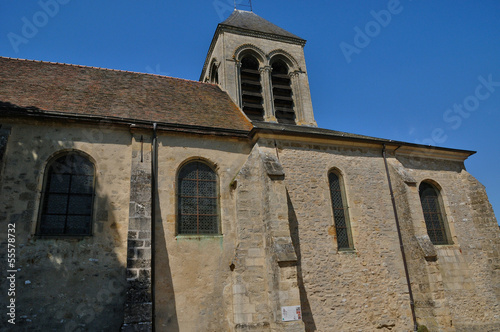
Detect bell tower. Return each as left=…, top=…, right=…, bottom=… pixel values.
left=200, top=9, right=317, bottom=127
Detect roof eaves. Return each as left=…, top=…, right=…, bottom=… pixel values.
left=0, top=104, right=252, bottom=138
left=250, top=123, right=476, bottom=158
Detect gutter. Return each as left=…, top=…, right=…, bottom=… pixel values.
left=382, top=144, right=418, bottom=332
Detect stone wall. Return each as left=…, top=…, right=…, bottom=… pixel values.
left=231, top=144, right=304, bottom=331
left=0, top=119, right=131, bottom=331
left=393, top=154, right=500, bottom=331
left=153, top=133, right=251, bottom=331
left=273, top=138, right=417, bottom=331
left=0, top=124, right=10, bottom=179
left=122, top=133, right=154, bottom=331
left=0, top=118, right=498, bottom=331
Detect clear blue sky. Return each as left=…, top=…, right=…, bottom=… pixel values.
left=1, top=1, right=499, bottom=223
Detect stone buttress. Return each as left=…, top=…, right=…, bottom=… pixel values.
left=121, top=133, right=153, bottom=331
left=231, top=142, right=304, bottom=331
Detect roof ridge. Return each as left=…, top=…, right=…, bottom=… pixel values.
left=0, top=56, right=212, bottom=86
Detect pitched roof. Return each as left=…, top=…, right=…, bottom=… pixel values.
left=220, top=10, right=304, bottom=41
left=0, top=57, right=252, bottom=133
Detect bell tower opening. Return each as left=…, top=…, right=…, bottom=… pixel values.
left=200, top=9, right=317, bottom=126
left=210, top=62, right=219, bottom=84
left=240, top=55, right=264, bottom=121
left=271, top=60, right=295, bottom=124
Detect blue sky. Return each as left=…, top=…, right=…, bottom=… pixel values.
left=1, top=1, right=499, bottom=223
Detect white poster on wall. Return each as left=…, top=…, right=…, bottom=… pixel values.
left=281, top=306, right=302, bottom=322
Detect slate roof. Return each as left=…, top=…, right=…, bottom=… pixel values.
left=0, top=57, right=253, bottom=133
left=220, top=10, right=304, bottom=41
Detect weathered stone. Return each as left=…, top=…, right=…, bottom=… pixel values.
left=415, top=235, right=438, bottom=261
left=123, top=303, right=153, bottom=324
left=260, top=151, right=285, bottom=178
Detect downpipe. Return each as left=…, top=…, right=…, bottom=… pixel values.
left=151, top=123, right=158, bottom=331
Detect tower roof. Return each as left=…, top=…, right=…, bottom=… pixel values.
left=220, top=10, right=304, bottom=41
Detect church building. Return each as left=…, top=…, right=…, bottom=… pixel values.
left=1, top=9, right=499, bottom=332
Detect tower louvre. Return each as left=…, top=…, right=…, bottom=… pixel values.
left=201, top=9, right=317, bottom=126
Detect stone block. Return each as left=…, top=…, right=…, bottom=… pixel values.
left=248, top=248, right=263, bottom=257
left=128, top=240, right=145, bottom=248
left=126, top=281, right=152, bottom=303
left=233, top=284, right=247, bottom=294
left=273, top=238, right=297, bottom=263
left=128, top=217, right=152, bottom=231
left=415, top=235, right=437, bottom=261
left=235, top=303, right=256, bottom=314
left=260, top=151, right=285, bottom=178
left=390, top=162, right=417, bottom=185
left=234, top=313, right=254, bottom=325
left=123, top=303, right=152, bottom=324
left=138, top=231, right=151, bottom=240
left=121, top=322, right=153, bottom=332
left=126, top=269, right=139, bottom=280
left=135, top=249, right=151, bottom=259
left=127, top=258, right=151, bottom=269
left=246, top=257, right=265, bottom=266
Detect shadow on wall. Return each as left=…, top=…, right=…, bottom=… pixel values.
left=287, top=191, right=317, bottom=331
left=155, top=173, right=179, bottom=330
left=0, top=115, right=128, bottom=330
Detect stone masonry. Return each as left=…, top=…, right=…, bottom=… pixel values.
left=0, top=124, right=10, bottom=179
left=233, top=143, right=304, bottom=331
left=122, top=133, right=153, bottom=331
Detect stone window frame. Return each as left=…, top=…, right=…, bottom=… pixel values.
left=233, top=45, right=303, bottom=124
left=418, top=180, right=453, bottom=245
left=176, top=158, right=221, bottom=236
left=327, top=167, right=354, bottom=251
left=35, top=150, right=97, bottom=238
left=236, top=48, right=266, bottom=122
left=208, top=58, right=220, bottom=85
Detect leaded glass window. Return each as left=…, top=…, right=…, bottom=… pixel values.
left=38, top=153, right=95, bottom=236
left=419, top=182, right=450, bottom=245
left=329, top=171, right=353, bottom=249
left=178, top=161, right=219, bottom=235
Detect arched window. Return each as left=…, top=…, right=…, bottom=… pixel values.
left=210, top=62, right=219, bottom=84
left=240, top=55, right=264, bottom=121
left=271, top=59, right=295, bottom=124
left=178, top=161, right=219, bottom=235
left=419, top=182, right=450, bottom=245
left=38, top=152, right=95, bottom=236
left=329, top=171, right=353, bottom=249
